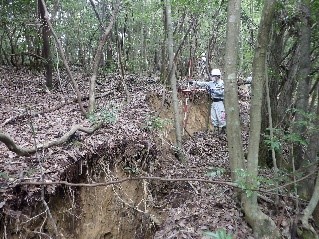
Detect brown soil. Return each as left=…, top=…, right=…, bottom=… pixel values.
left=148, top=89, right=212, bottom=143
left=1, top=143, right=162, bottom=239
left=51, top=167, right=158, bottom=239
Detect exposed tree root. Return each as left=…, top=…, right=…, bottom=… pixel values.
left=0, top=122, right=102, bottom=156
left=244, top=206, right=281, bottom=239
left=243, top=193, right=281, bottom=239
left=298, top=223, right=318, bottom=239
left=298, top=172, right=319, bottom=239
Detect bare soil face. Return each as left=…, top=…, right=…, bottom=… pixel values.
left=49, top=167, right=158, bottom=239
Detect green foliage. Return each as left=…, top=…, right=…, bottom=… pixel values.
left=0, top=0, right=237, bottom=75
left=206, top=167, right=225, bottom=178
left=100, top=107, right=117, bottom=123
left=69, top=140, right=82, bottom=148
left=0, top=0, right=38, bottom=66
left=87, top=113, right=97, bottom=124
left=275, top=168, right=304, bottom=192
left=123, top=166, right=139, bottom=175
left=146, top=116, right=171, bottom=131
left=264, top=127, right=308, bottom=153
left=257, top=172, right=276, bottom=188
left=126, top=59, right=142, bottom=74
left=203, top=228, right=233, bottom=239
left=172, top=0, right=212, bottom=14
left=234, top=168, right=255, bottom=197
left=240, top=47, right=254, bottom=74
left=101, top=62, right=117, bottom=74
left=88, top=106, right=118, bottom=125
left=263, top=130, right=282, bottom=152
left=234, top=168, right=275, bottom=197
left=291, top=109, right=318, bottom=131
left=263, top=108, right=319, bottom=152
left=283, top=132, right=308, bottom=146
left=0, top=172, right=9, bottom=179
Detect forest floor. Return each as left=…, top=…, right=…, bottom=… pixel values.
left=0, top=67, right=297, bottom=238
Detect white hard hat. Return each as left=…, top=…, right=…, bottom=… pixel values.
left=211, top=68, right=221, bottom=76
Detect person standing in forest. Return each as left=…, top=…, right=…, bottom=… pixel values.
left=190, top=68, right=226, bottom=134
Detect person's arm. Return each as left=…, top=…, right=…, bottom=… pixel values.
left=190, top=80, right=208, bottom=88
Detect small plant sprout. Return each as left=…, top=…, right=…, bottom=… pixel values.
left=203, top=228, right=233, bottom=239
left=206, top=167, right=226, bottom=178
left=88, top=105, right=118, bottom=125
left=146, top=116, right=171, bottom=131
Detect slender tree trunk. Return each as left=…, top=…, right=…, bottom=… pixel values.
left=39, top=0, right=86, bottom=116
left=223, top=0, right=245, bottom=183
left=300, top=83, right=319, bottom=238
left=38, top=0, right=53, bottom=89
left=294, top=0, right=315, bottom=202
left=106, top=41, right=113, bottom=68
left=115, top=22, right=130, bottom=103
left=165, top=0, right=184, bottom=160
left=259, top=11, right=285, bottom=167
left=160, top=38, right=167, bottom=82
left=243, top=0, right=280, bottom=237
left=292, top=0, right=311, bottom=171
left=142, top=26, right=148, bottom=72
left=88, top=3, right=118, bottom=114
left=160, top=0, right=167, bottom=83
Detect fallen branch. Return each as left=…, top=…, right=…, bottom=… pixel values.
left=0, top=122, right=102, bottom=156
left=17, top=176, right=311, bottom=201
left=19, top=176, right=237, bottom=188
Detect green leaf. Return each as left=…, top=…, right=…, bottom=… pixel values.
left=206, top=167, right=225, bottom=178
left=203, top=228, right=233, bottom=239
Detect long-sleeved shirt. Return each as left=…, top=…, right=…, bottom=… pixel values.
left=193, top=79, right=224, bottom=100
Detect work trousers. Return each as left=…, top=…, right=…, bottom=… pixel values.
left=211, top=101, right=226, bottom=128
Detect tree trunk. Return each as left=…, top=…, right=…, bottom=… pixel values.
left=160, top=0, right=167, bottom=83
left=300, top=83, right=319, bottom=238
left=292, top=0, right=311, bottom=171
left=106, top=42, right=114, bottom=69
left=259, top=9, right=288, bottom=167
left=223, top=0, right=244, bottom=182
left=165, top=0, right=183, bottom=161
left=115, top=21, right=130, bottom=103
left=300, top=172, right=319, bottom=239
left=142, top=26, right=148, bottom=72
left=39, top=0, right=86, bottom=116
left=243, top=0, right=280, bottom=237
left=38, top=0, right=53, bottom=89
left=294, top=0, right=315, bottom=202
